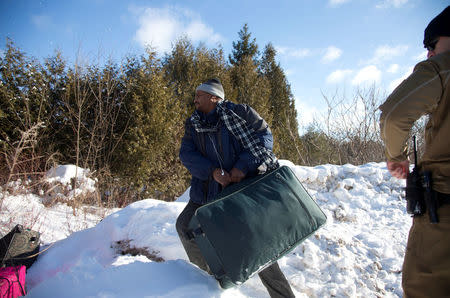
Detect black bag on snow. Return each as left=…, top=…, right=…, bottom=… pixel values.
left=188, top=165, right=327, bottom=288
left=0, top=224, right=41, bottom=269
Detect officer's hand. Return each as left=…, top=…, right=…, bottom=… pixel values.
left=230, top=167, right=245, bottom=183
left=387, top=160, right=409, bottom=179
left=213, top=168, right=231, bottom=187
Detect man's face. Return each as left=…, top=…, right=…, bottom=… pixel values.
left=194, top=90, right=216, bottom=114
left=427, top=36, right=450, bottom=58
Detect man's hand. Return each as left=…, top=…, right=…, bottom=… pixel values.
left=230, top=167, right=245, bottom=183
left=213, top=168, right=231, bottom=187
left=387, top=160, right=409, bottom=179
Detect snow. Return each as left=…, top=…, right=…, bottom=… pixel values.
left=0, top=161, right=410, bottom=297
left=44, top=164, right=97, bottom=199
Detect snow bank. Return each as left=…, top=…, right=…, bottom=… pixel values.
left=0, top=165, right=114, bottom=243
left=45, top=164, right=96, bottom=199
left=277, top=161, right=407, bottom=297
left=4, top=161, right=410, bottom=297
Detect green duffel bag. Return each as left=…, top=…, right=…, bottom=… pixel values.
left=188, top=165, right=327, bottom=288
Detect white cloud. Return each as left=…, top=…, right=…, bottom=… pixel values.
left=294, top=98, right=322, bottom=129
left=376, top=0, right=408, bottom=9
left=388, top=66, right=414, bottom=92
left=185, top=21, right=222, bottom=43
left=326, top=69, right=353, bottom=84
left=276, top=46, right=311, bottom=58
left=387, top=64, right=399, bottom=73
left=351, top=65, right=382, bottom=85
left=322, top=46, right=342, bottom=63
left=329, top=0, right=351, bottom=7
left=132, top=6, right=223, bottom=53
left=367, top=45, right=409, bottom=65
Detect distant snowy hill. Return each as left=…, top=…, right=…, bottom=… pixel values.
left=1, top=160, right=410, bottom=297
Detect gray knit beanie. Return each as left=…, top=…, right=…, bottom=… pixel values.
left=424, top=6, right=450, bottom=48
left=196, top=78, right=225, bottom=99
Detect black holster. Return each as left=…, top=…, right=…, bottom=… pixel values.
left=405, top=169, right=439, bottom=223
left=422, top=171, right=438, bottom=223
left=405, top=167, right=425, bottom=216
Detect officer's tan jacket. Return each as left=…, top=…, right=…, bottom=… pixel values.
left=380, top=51, right=450, bottom=194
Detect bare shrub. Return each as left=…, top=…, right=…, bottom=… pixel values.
left=94, top=168, right=136, bottom=208
left=407, top=115, right=427, bottom=164
left=2, top=122, right=44, bottom=186
left=0, top=123, right=56, bottom=212
left=302, top=86, right=385, bottom=166
left=60, top=54, right=132, bottom=210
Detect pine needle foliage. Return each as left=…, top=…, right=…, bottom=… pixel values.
left=114, top=49, right=186, bottom=201
left=260, top=43, right=303, bottom=164
left=1, top=25, right=385, bottom=206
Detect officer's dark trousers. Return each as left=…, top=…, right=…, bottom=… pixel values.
left=402, top=203, right=450, bottom=298
left=176, top=201, right=295, bottom=298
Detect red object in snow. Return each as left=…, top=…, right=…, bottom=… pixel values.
left=0, top=266, right=26, bottom=298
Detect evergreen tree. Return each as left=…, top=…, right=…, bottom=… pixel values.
left=193, top=44, right=231, bottom=102
left=228, top=26, right=272, bottom=130
left=163, top=37, right=196, bottom=114
left=0, top=39, right=48, bottom=141
left=260, top=43, right=303, bottom=164
left=115, top=49, right=186, bottom=201
left=229, top=55, right=272, bottom=124
left=163, top=37, right=230, bottom=115
left=3, top=32, right=375, bottom=204
left=229, top=24, right=259, bottom=66
left=42, top=51, right=69, bottom=156
left=60, top=61, right=92, bottom=168
left=300, top=124, right=342, bottom=166
left=0, top=39, right=55, bottom=177
left=82, top=60, right=130, bottom=172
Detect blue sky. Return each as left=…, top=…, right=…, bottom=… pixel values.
left=0, top=0, right=446, bottom=129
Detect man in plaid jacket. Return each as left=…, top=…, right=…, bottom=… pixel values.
left=176, top=78, right=295, bottom=298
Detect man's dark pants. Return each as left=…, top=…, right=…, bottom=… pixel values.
left=176, top=200, right=296, bottom=298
